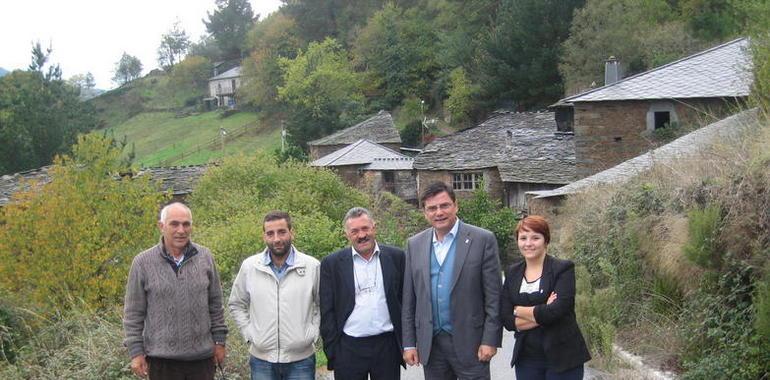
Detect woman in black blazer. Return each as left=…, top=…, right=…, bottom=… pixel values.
left=501, top=215, right=590, bottom=379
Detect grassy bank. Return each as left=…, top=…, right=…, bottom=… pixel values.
left=552, top=109, right=770, bottom=378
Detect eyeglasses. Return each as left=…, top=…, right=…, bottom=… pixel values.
left=424, top=202, right=454, bottom=213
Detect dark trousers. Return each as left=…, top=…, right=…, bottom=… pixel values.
left=333, top=331, right=401, bottom=380
left=424, top=332, right=490, bottom=380
left=514, top=356, right=584, bottom=380
left=147, top=356, right=215, bottom=380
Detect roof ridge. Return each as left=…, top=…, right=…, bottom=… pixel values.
left=555, top=37, right=748, bottom=105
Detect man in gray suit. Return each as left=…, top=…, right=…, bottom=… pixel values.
left=402, top=181, right=502, bottom=380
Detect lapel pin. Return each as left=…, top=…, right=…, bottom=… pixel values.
left=297, top=268, right=306, bottom=276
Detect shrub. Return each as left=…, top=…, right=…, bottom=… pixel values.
left=457, top=186, right=518, bottom=263
left=683, top=205, right=722, bottom=268
left=0, top=135, right=165, bottom=313
left=190, top=153, right=421, bottom=283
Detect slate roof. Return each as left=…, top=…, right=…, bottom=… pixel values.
left=529, top=108, right=760, bottom=199
left=414, top=112, right=576, bottom=185
left=310, top=139, right=413, bottom=170
left=209, top=66, right=241, bottom=81
left=309, top=111, right=401, bottom=146
left=0, top=164, right=210, bottom=206
left=553, top=38, right=752, bottom=105
left=136, top=165, right=210, bottom=196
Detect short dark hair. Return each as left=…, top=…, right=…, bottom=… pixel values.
left=420, top=181, right=456, bottom=204
left=263, top=210, right=292, bottom=230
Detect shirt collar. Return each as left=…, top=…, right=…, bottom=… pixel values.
left=262, top=246, right=296, bottom=267
left=432, top=219, right=460, bottom=244
left=351, top=242, right=380, bottom=261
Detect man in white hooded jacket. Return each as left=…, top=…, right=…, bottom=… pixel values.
left=229, top=210, right=320, bottom=380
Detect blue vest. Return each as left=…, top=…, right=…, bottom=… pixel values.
left=430, top=237, right=457, bottom=335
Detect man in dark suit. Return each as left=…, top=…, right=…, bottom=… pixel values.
left=320, top=207, right=405, bottom=380
left=402, top=182, right=503, bottom=380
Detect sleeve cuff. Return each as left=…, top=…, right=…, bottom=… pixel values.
left=212, top=333, right=227, bottom=344
left=128, top=344, right=145, bottom=359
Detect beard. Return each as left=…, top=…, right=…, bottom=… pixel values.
left=268, top=239, right=292, bottom=257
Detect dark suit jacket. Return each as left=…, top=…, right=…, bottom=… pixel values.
left=320, top=244, right=405, bottom=370
left=402, top=221, right=503, bottom=366
left=501, top=255, right=591, bottom=372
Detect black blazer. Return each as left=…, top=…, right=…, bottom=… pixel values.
left=501, top=255, right=591, bottom=372
left=319, top=244, right=405, bottom=370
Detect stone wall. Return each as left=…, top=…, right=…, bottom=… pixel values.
left=573, top=98, right=741, bottom=178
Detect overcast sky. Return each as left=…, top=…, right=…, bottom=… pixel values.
left=0, top=0, right=282, bottom=89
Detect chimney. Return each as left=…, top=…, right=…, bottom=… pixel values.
left=605, top=56, right=620, bottom=85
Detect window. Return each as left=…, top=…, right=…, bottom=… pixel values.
left=231, top=79, right=237, bottom=92
left=646, top=102, right=678, bottom=132
left=654, top=111, right=670, bottom=129
left=452, top=173, right=482, bottom=191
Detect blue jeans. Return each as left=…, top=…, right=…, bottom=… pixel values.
left=249, top=354, right=316, bottom=380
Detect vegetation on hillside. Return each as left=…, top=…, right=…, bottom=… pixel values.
left=0, top=44, right=97, bottom=175
left=553, top=109, right=770, bottom=378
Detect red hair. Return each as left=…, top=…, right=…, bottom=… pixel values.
left=514, top=215, right=551, bottom=244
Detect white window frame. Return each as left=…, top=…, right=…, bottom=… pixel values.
left=452, top=172, right=483, bottom=191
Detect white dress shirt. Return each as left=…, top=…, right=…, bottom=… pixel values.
left=432, top=219, right=460, bottom=265
left=343, top=243, right=394, bottom=337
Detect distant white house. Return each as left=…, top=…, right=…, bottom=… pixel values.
left=207, top=66, right=241, bottom=108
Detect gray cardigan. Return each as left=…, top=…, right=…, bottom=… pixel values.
left=123, top=241, right=228, bottom=360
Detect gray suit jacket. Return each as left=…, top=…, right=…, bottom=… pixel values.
left=401, top=221, right=503, bottom=366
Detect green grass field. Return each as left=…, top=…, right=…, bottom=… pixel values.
left=101, top=110, right=281, bottom=167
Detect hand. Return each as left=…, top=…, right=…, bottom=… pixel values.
left=213, top=344, right=226, bottom=366
left=403, top=348, right=420, bottom=366
left=130, top=355, right=148, bottom=378
left=477, top=344, right=497, bottom=362
left=547, top=292, right=557, bottom=305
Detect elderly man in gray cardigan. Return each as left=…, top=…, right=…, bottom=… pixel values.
left=123, top=202, right=228, bottom=380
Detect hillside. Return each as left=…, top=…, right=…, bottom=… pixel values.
left=90, top=70, right=281, bottom=166
left=549, top=108, right=769, bottom=377
left=0, top=67, right=8, bottom=77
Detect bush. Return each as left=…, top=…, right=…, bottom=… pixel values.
left=683, top=205, right=722, bottom=268
left=457, top=186, right=518, bottom=263
left=190, top=153, right=421, bottom=283
left=0, top=135, right=165, bottom=313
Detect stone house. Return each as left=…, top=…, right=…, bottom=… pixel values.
left=310, top=139, right=416, bottom=203
left=308, top=111, right=402, bottom=160
left=551, top=37, right=752, bottom=179
left=527, top=108, right=760, bottom=219
left=208, top=66, right=242, bottom=108
left=413, top=111, right=576, bottom=212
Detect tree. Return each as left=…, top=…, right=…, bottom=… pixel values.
left=28, top=41, right=61, bottom=81
left=281, top=0, right=390, bottom=45
left=0, top=45, right=97, bottom=175
left=560, top=0, right=703, bottom=95
left=168, top=55, right=211, bottom=92
left=352, top=4, right=440, bottom=109
left=477, top=0, right=585, bottom=110
left=277, top=38, right=364, bottom=148
left=240, top=12, right=301, bottom=110
left=67, top=72, right=95, bottom=90
left=444, top=67, right=479, bottom=124
left=112, top=52, right=142, bottom=86
left=203, top=0, right=255, bottom=60
left=157, top=19, right=191, bottom=70
left=0, top=134, right=165, bottom=312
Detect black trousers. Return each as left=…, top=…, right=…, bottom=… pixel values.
left=147, top=356, right=215, bottom=380
left=333, top=331, right=401, bottom=380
